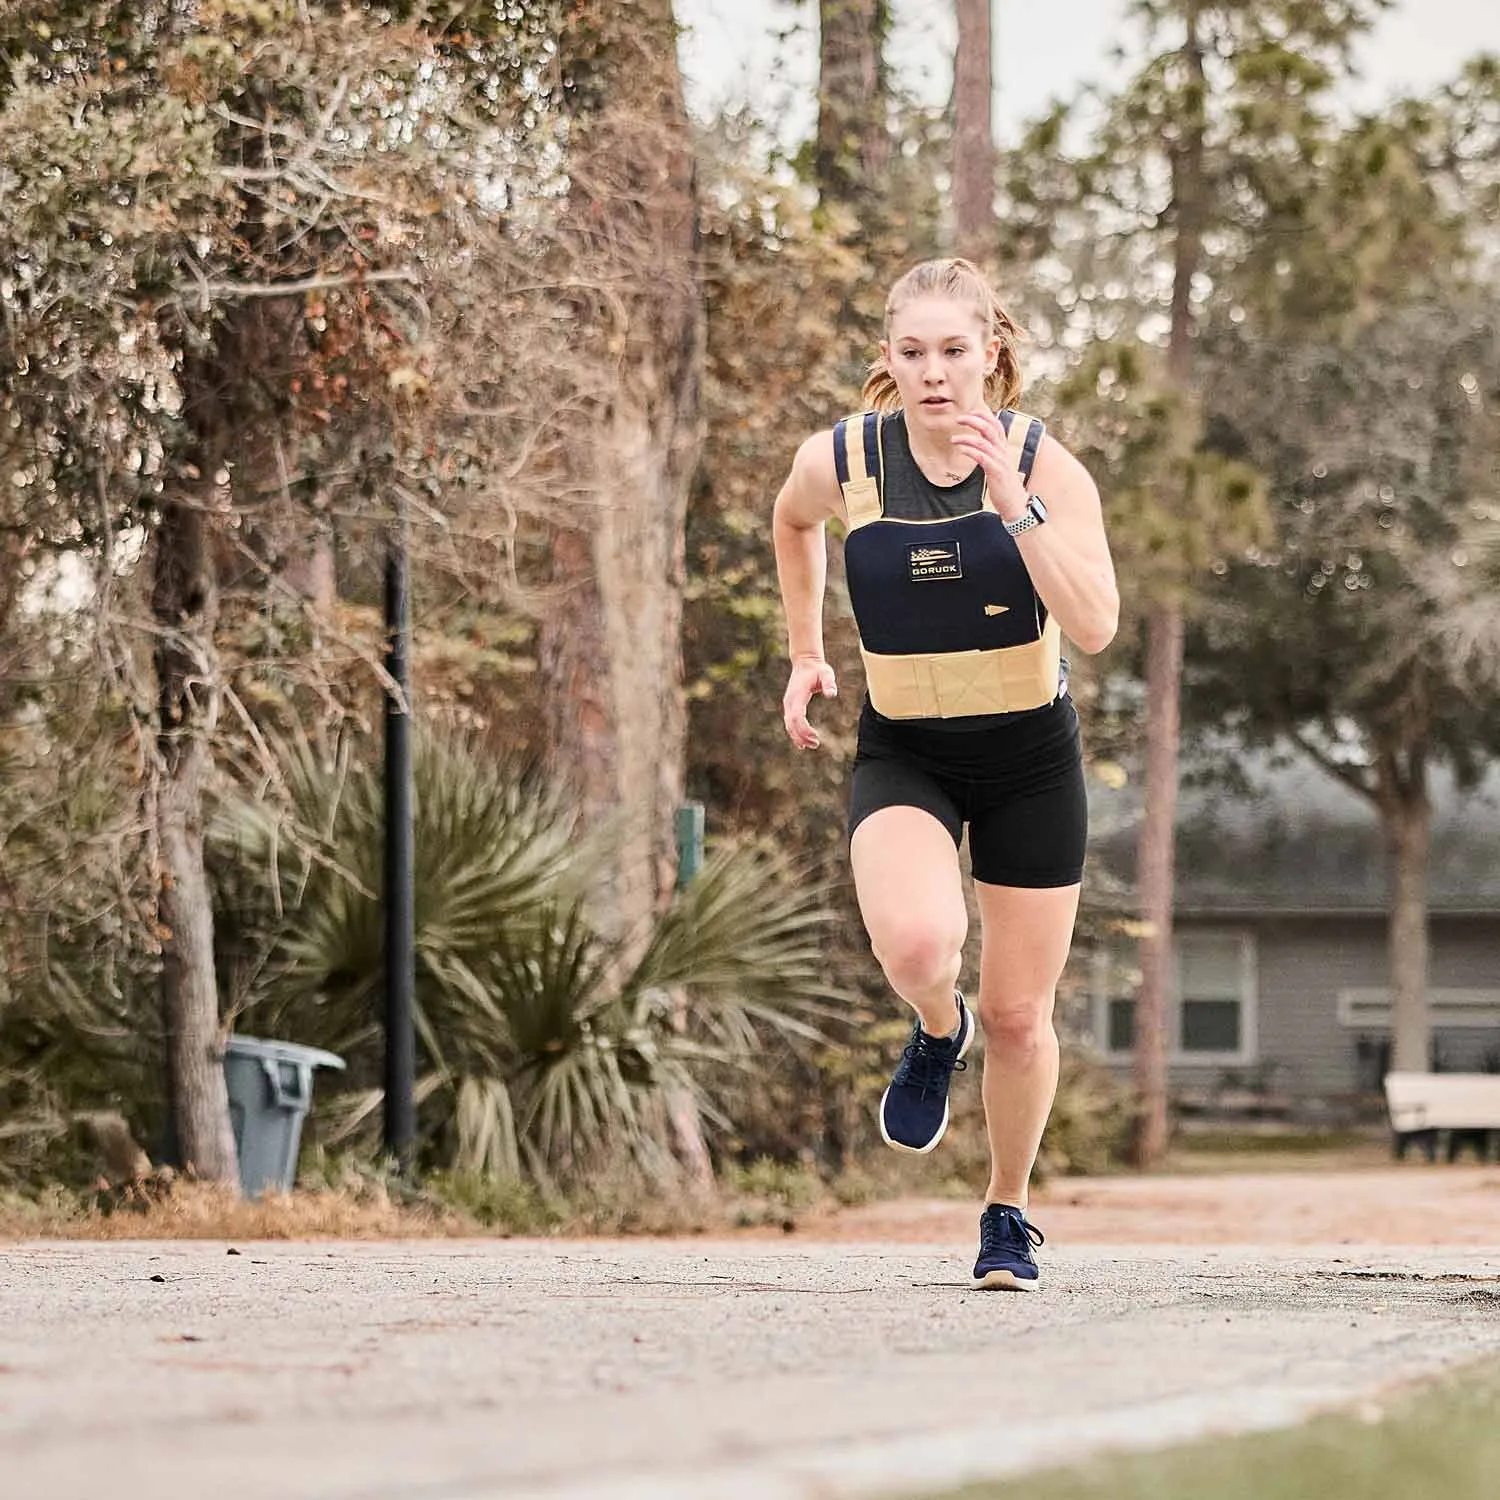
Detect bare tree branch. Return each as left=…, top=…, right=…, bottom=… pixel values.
left=1289, top=727, right=1378, bottom=805
left=173, top=267, right=421, bottom=302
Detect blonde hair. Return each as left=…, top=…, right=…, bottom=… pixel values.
left=861, top=257, right=1023, bottom=413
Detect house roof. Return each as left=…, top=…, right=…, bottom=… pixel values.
left=1087, top=742, right=1500, bottom=916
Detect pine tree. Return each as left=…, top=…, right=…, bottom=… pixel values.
left=1003, top=0, right=1390, bottom=1160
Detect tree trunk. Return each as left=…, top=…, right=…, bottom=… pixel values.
left=281, top=518, right=337, bottom=618
left=0, top=530, right=32, bottom=723
left=151, top=497, right=238, bottom=1185
left=205, top=298, right=335, bottom=621
left=543, top=0, right=708, bottom=1183
left=541, top=2, right=703, bottom=942
left=953, top=0, right=996, bottom=262
left=816, top=0, right=890, bottom=210
left=1132, top=3, right=1205, bottom=1167
left=540, top=417, right=693, bottom=948
left=1132, top=607, right=1183, bottom=1165
left=1378, top=750, right=1432, bottom=1074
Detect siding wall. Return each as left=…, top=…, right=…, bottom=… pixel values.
left=1245, top=915, right=1500, bottom=1095
left=1094, top=914, right=1500, bottom=1100
left=1253, top=916, right=1386, bottom=1096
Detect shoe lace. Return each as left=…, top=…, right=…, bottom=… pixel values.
left=980, top=1206, right=1044, bottom=1259
left=893, top=1027, right=968, bottom=1098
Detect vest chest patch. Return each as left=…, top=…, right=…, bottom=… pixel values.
left=908, top=539, right=962, bottom=582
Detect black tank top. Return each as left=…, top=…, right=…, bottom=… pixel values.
left=880, top=412, right=987, bottom=520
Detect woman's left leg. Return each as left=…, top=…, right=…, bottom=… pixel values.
left=971, top=880, right=1081, bottom=1208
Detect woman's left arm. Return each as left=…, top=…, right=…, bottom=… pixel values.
left=952, top=413, right=1119, bottom=655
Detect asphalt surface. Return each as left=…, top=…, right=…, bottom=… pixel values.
left=3, top=1238, right=1499, bottom=1500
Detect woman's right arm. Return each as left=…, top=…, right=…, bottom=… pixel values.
left=772, top=430, right=843, bottom=750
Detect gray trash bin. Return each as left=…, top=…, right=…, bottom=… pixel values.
left=223, top=1036, right=346, bottom=1197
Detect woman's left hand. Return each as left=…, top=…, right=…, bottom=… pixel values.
left=950, top=408, right=1027, bottom=521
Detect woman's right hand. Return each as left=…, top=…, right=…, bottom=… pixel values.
left=782, top=656, right=838, bottom=750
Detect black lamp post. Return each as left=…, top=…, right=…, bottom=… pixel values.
left=383, top=499, right=417, bottom=1175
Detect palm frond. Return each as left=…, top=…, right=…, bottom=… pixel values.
left=630, top=840, right=847, bottom=1034
left=210, top=734, right=842, bottom=1185
left=452, top=1075, right=521, bottom=1179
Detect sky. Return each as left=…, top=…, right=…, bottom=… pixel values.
left=675, top=0, right=1499, bottom=142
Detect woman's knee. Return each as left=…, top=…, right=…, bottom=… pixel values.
left=977, top=992, right=1057, bottom=1053
left=873, top=924, right=963, bottom=994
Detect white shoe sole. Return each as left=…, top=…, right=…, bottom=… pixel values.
left=973, top=1268, right=1039, bottom=1291
left=878, top=1000, right=976, bottom=1154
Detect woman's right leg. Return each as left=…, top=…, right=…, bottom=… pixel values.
left=850, top=804, right=968, bottom=1037
left=851, top=801, right=972, bottom=1152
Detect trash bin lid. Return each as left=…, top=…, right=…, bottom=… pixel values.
left=225, top=1035, right=347, bottom=1072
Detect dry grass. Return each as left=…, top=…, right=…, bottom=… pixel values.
left=0, top=1116, right=1388, bottom=1245
left=1161, top=1125, right=1392, bottom=1176
left=0, top=1178, right=472, bottom=1243
left=0, top=1158, right=831, bottom=1243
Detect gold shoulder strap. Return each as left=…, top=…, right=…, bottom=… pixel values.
left=1004, top=409, right=1045, bottom=483
left=837, top=412, right=883, bottom=531
left=973, top=410, right=1043, bottom=516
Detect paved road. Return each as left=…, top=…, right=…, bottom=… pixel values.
left=3, top=1239, right=1499, bottom=1500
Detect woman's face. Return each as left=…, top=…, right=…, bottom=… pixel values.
left=880, top=295, right=998, bottom=429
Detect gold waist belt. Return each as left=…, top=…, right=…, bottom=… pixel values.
left=861, top=626, right=1061, bottom=720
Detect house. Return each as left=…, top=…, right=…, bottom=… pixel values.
left=1083, top=746, right=1500, bottom=1113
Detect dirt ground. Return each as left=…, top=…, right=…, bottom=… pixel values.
left=784, top=1160, right=1500, bottom=1247
left=6, top=1234, right=1498, bottom=1500
left=6, top=1151, right=1499, bottom=1500
left=4, top=1139, right=1497, bottom=1249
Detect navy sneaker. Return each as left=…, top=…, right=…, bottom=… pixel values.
left=878, top=993, right=975, bottom=1153
left=972, top=1203, right=1044, bottom=1291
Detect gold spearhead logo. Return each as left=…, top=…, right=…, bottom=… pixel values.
left=910, top=546, right=955, bottom=563
left=984, top=604, right=1009, bottom=616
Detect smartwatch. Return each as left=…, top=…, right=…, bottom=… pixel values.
left=1003, top=494, right=1048, bottom=537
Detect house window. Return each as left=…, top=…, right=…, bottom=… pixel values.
left=1179, top=937, right=1246, bottom=1054
left=1097, top=931, right=1257, bottom=1065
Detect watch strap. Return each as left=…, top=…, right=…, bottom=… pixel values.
left=1003, top=496, right=1045, bottom=536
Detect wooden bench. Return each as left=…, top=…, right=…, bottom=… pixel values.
left=1383, top=1071, right=1500, bottom=1162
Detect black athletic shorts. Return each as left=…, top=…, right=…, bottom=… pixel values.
left=847, top=694, right=1087, bottom=888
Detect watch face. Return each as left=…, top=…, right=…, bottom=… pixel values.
left=1029, top=494, right=1048, bottom=523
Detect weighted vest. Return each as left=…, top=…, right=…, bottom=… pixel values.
left=836, top=408, right=1063, bottom=721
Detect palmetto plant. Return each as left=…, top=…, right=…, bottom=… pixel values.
left=0, top=706, right=171, bottom=1184
left=211, top=728, right=842, bottom=1184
